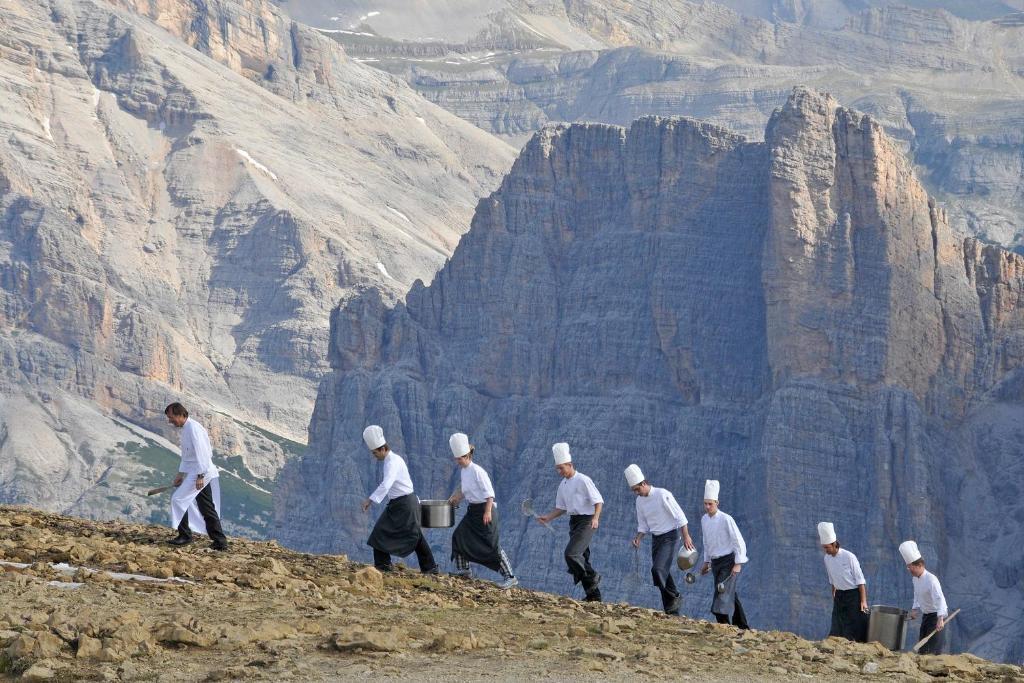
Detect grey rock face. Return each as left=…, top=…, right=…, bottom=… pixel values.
left=275, top=88, right=1024, bottom=663
left=0, top=0, right=513, bottom=528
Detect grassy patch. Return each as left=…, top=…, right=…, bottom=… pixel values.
left=116, top=436, right=274, bottom=537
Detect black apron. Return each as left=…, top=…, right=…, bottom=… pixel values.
left=451, top=503, right=503, bottom=573
left=711, top=553, right=739, bottom=616
left=367, top=493, right=424, bottom=557
left=830, top=588, right=868, bottom=642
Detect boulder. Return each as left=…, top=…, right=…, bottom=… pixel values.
left=352, top=567, right=384, bottom=592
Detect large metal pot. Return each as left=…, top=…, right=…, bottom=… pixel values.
left=419, top=500, right=455, bottom=528
left=677, top=545, right=699, bottom=570
left=867, top=605, right=909, bottom=651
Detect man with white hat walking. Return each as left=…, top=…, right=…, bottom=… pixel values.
left=699, top=479, right=749, bottom=629
left=899, top=540, right=948, bottom=654
left=537, top=442, right=604, bottom=601
left=818, top=522, right=868, bottom=642
left=360, top=425, right=438, bottom=574
left=626, top=464, right=694, bottom=615
left=446, top=432, right=518, bottom=589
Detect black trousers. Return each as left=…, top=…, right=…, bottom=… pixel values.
left=918, top=612, right=944, bottom=655
left=373, top=536, right=437, bottom=573
left=651, top=530, right=681, bottom=614
left=176, top=484, right=227, bottom=546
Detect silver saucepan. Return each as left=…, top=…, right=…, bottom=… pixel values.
left=420, top=500, right=456, bottom=528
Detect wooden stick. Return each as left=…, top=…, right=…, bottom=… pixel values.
left=146, top=485, right=173, bottom=496
left=912, top=607, right=960, bottom=653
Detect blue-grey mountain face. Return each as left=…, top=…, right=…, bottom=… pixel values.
left=274, top=88, right=1024, bottom=663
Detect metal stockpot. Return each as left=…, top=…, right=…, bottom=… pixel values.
left=867, top=605, right=909, bottom=651
left=677, top=546, right=699, bottom=570
left=419, top=500, right=456, bottom=528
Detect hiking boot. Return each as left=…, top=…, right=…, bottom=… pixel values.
left=495, top=577, right=519, bottom=590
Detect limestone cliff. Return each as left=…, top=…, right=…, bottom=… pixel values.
left=0, top=0, right=514, bottom=533
left=275, top=88, right=1024, bottom=663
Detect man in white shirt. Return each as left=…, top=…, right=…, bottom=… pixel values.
left=361, top=425, right=438, bottom=574
left=164, top=403, right=228, bottom=551
left=537, top=442, right=604, bottom=602
left=899, top=540, right=949, bottom=654
left=699, top=479, right=749, bottom=629
left=818, top=522, right=868, bottom=642
left=626, top=464, right=694, bottom=615
left=446, top=433, right=517, bottom=589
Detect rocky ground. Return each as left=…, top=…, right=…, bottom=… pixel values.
left=1, top=507, right=1021, bottom=682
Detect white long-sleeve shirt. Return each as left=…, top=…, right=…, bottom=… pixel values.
left=459, top=462, right=496, bottom=506
left=823, top=548, right=866, bottom=591
left=912, top=570, right=948, bottom=617
left=635, top=487, right=688, bottom=535
left=178, top=418, right=218, bottom=478
left=369, top=451, right=415, bottom=504
left=555, top=472, right=603, bottom=515
left=701, top=510, right=748, bottom=564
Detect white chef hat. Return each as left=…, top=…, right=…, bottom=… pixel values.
left=899, top=540, right=922, bottom=564
left=817, top=522, right=836, bottom=545
left=449, top=432, right=470, bottom=458
left=624, top=464, right=644, bottom=487
left=704, top=479, right=720, bottom=501
left=362, top=425, right=386, bottom=450
left=552, top=442, right=571, bottom=465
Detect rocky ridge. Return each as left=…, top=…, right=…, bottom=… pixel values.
left=275, top=88, right=1024, bottom=663
left=2, top=505, right=1022, bottom=681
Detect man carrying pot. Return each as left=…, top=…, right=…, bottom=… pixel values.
left=361, top=425, right=438, bottom=574
left=626, top=464, right=695, bottom=615
left=446, top=432, right=518, bottom=589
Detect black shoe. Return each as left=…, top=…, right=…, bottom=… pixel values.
left=666, top=595, right=682, bottom=615
left=590, top=573, right=602, bottom=588
left=211, top=542, right=229, bottom=552
left=375, top=565, right=394, bottom=573
left=422, top=566, right=440, bottom=575
left=584, top=589, right=602, bottom=602
left=168, top=535, right=193, bottom=546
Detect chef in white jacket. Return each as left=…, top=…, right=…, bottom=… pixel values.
left=818, top=522, right=868, bottom=641
left=165, top=403, right=228, bottom=550
left=537, top=443, right=604, bottom=602
left=626, top=464, right=694, bottom=615
left=447, top=432, right=517, bottom=589
left=699, top=480, right=749, bottom=629
left=900, top=540, right=949, bottom=654
left=361, top=425, right=438, bottom=574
